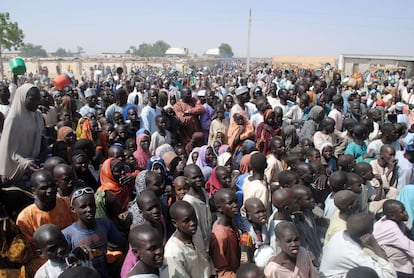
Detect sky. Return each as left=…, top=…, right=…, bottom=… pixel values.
left=3, top=0, right=414, bottom=58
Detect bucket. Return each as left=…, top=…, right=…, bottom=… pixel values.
left=53, top=74, right=71, bottom=90
left=9, top=57, right=26, bottom=75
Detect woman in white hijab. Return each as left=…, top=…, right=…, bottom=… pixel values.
left=0, top=84, right=44, bottom=186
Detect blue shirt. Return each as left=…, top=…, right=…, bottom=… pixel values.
left=63, top=218, right=120, bottom=278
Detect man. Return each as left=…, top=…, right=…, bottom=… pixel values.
left=373, top=200, right=414, bottom=277
left=396, top=133, right=414, bottom=190
left=367, top=123, right=400, bottom=160
left=320, top=213, right=396, bottom=278
left=230, top=86, right=257, bottom=123
left=141, top=88, right=162, bottom=134
left=79, top=88, right=99, bottom=116
left=199, top=89, right=215, bottom=144
left=173, top=87, right=204, bottom=145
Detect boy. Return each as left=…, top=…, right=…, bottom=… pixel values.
left=292, top=185, right=322, bottom=265
left=354, top=162, right=383, bottom=214
left=338, top=154, right=356, bottom=172
left=240, top=198, right=270, bottom=265
left=34, top=224, right=70, bottom=278
left=17, top=170, right=76, bottom=277
left=128, top=223, right=167, bottom=277
left=345, top=123, right=375, bottom=163
left=164, top=200, right=211, bottom=277
left=149, top=115, right=172, bottom=155
left=264, top=222, right=318, bottom=278
left=34, top=224, right=92, bottom=278
left=63, top=187, right=121, bottom=278
left=172, top=176, right=190, bottom=201
left=208, top=104, right=228, bottom=145
left=324, top=190, right=359, bottom=245
left=242, top=152, right=270, bottom=215
left=210, top=189, right=240, bottom=277
left=265, top=137, right=286, bottom=190
left=236, top=263, right=263, bottom=278
left=324, top=170, right=348, bottom=219
left=182, top=165, right=212, bottom=255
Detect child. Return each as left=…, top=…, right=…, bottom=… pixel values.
left=205, top=165, right=232, bottom=198
left=172, top=176, right=190, bottom=201
left=345, top=123, right=375, bottom=163
left=209, top=104, right=228, bottom=145
left=256, top=109, right=281, bottom=155
left=306, top=148, right=321, bottom=163
left=264, top=222, right=318, bottom=278
left=63, top=187, right=121, bottom=278
left=236, top=263, right=264, bottom=278
left=182, top=165, right=212, bottom=255
left=265, top=137, right=286, bottom=191
left=277, top=170, right=299, bottom=188
left=121, top=190, right=167, bottom=278
left=320, top=142, right=338, bottom=174
left=292, top=185, right=322, bottom=265
left=370, top=144, right=398, bottom=199
left=268, top=188, right=300, bottom=255
left=164, top=200, right=212, bottom=277
left=240, top=198, right=271, bottom=266
left=149, top=115, right=172, bottom=155
left=242, top=152, right=270, bottom=216
left=324, top=170, right=348, bottom=220
left=210, top=189, right=241, bottom=277
left=34, top=224, right=70, bottom=278
left=354, top=162, right=383, bottom=214
left=346, top=172, right=364, bottom=210
left=338, top=154, right=356, bottom=172
left=324, top=190, right=359, bottom=245
left=128, top=223, right=167, bottom=277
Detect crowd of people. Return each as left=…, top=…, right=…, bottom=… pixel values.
left=0, top=62, right=414, bottom=278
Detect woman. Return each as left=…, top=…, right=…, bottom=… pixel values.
left=71, top=150, right=98, bottom=190
left=146, top=156, right=172, bottom=186
left=298, top=106, right=324, bottom=142
left=256, top=109, right=281, bottom=155
left=52, top=126, right=76, bottom=163
left=228, top=112, right=254, bottom=151
left=0, top=84, right=44, bottom=186
left=133, top=133, right=151, bottom=171
left=98, top=158, right=134, bottom=212
left=195, top=145, right=216, bottom=180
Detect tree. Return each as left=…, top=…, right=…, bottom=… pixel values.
left=0, top=12, right=24, bottom=78
left=55, top=48, right=75, bottom=57
left=76, top=46, right=84, bottom=56
left=127, top=40, right=170, bottom=57
left=19, top=43, right=47, bottom=57
left=218, top=43, right=234, bottom=58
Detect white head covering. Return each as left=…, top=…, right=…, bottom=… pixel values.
left=0, top=84, right=44, bottom=182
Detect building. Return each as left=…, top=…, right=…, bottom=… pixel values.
left=165, top=48, right=189, bottom=57
left=204, top=48, right=220, bottom=57
left=338, top=54, right=414, bottom=77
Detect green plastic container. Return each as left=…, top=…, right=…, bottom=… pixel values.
left=9, top=57, right=26, bottom=75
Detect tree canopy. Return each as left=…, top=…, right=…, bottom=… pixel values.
left=0, top=12, right=25, bottom=77
left=218, top=43, right=234, bottom=58
left=55, top=48, right=75, bottom=57
left=126, top=40, right=170, bottom=57
left=19, top=43, right=48, bottom=57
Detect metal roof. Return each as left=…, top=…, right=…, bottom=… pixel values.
left=341, top=54, right=414, bottom=62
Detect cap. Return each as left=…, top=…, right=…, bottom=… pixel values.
left=197, top=90, right=206, bottom=97
left=395, top=102, right=405, bottom=111
left=235, top=86, right=249, bottom=96
left=405, top=133, right=414, bottom=151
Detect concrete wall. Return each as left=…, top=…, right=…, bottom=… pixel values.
left=342, top=57, right=414, bottom=77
